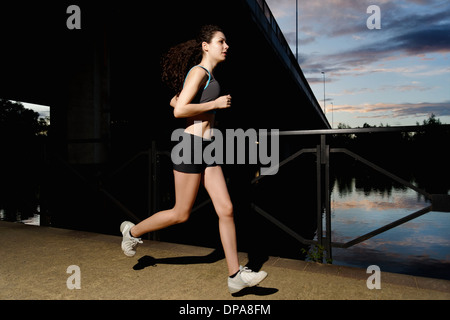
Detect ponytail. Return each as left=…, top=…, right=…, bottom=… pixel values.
left=161, top=39, right=203, bottom=94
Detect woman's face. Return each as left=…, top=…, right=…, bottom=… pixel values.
left=203, top=31, right=229, bottom=63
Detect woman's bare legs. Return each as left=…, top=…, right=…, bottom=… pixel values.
left=202, top=166, right=240, bottom=276
left=130, top=170, right=201, bottom=237
left=128, top=166, right=240, bottom=277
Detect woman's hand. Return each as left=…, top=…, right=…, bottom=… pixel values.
left=214, top=95, right=232, bottom=110
left=170, top=95, right=178, bottom=108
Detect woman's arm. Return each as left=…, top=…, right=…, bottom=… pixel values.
left=172, top=67, right=231, bottom=118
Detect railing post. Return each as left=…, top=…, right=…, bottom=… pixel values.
left=317, top=135, right=332, bottom=262
left=316, top=139, right=323, bottom=248
left=148, top=141, right=160, bottom=241
left=148, top=145, right=152, bottom=221
left=322, top=135, right=332, bottom=262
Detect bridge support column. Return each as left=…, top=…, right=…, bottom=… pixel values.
left=66, top=32, right=110, bottom=165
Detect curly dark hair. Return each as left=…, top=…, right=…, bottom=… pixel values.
left=161, top=25, right=224, bottom=95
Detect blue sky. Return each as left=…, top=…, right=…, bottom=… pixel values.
left=266, top=0, right=450, bottom=128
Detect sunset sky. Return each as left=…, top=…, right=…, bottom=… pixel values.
left=266, top=0, right=450, bottom=128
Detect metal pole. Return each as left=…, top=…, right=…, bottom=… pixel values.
left=149, top=141, right=160, bottom=241
left=147, top=145, right=153, bottom=240
left=148, top=146, right=153, bottom=220
left=322, top=135, right=332, bottom=262
left=296, top=0, right=298, bottom=62
left=316, top=142, right=323, bottom=248
left=152, top=141, right=157, bottom=216
left=322, top=71, right=326, bottom=114
left=331, top=102, right=334, bottom=128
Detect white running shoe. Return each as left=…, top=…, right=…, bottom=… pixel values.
left=120, top=221, right=143, bottom=257
left=228, top=266, right=268, bottom=294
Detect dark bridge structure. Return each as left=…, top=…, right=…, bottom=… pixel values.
left=8, top=1, right=447, bottom=265
left=1, top=0, right=328, bottom=163
left=1, top=0, right=331, bottom=257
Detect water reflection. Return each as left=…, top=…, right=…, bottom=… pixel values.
left=330, top=178, right=450, bottom=280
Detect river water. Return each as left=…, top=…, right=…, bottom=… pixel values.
left=329, top=178, right=450, bottom=280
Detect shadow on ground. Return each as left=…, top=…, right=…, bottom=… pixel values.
left=132, top=248, right=278, bottom=297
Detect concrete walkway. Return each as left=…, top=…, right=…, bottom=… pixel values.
left=1, top=221, right=449, bottom=300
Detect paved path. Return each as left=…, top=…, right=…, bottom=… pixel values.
left=1, top=221, right=449, bottom=301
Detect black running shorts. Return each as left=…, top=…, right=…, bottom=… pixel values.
left=172, top=132, right=218, bottom=174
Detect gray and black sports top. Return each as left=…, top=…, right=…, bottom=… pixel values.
left=183, top=65, right=220, bottom=114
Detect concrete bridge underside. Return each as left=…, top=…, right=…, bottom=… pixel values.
left=1, top=0, right=328, bottom=163
left=0, top=1, right=329, bottom=250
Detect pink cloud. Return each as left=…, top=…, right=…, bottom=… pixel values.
left=333, top=101, right=450, bottom=119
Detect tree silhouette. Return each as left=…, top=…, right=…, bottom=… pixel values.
left=331, top=114, right=450, bottom=195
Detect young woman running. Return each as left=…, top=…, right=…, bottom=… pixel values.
left=120, top=25, right=267, bottom=294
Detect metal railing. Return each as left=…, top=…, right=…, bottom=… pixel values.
left=53, top=125, right=450, bottom=261
left=100, top=125, right=450, bottom=257
left=251, top=125, right=450, bottom=262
